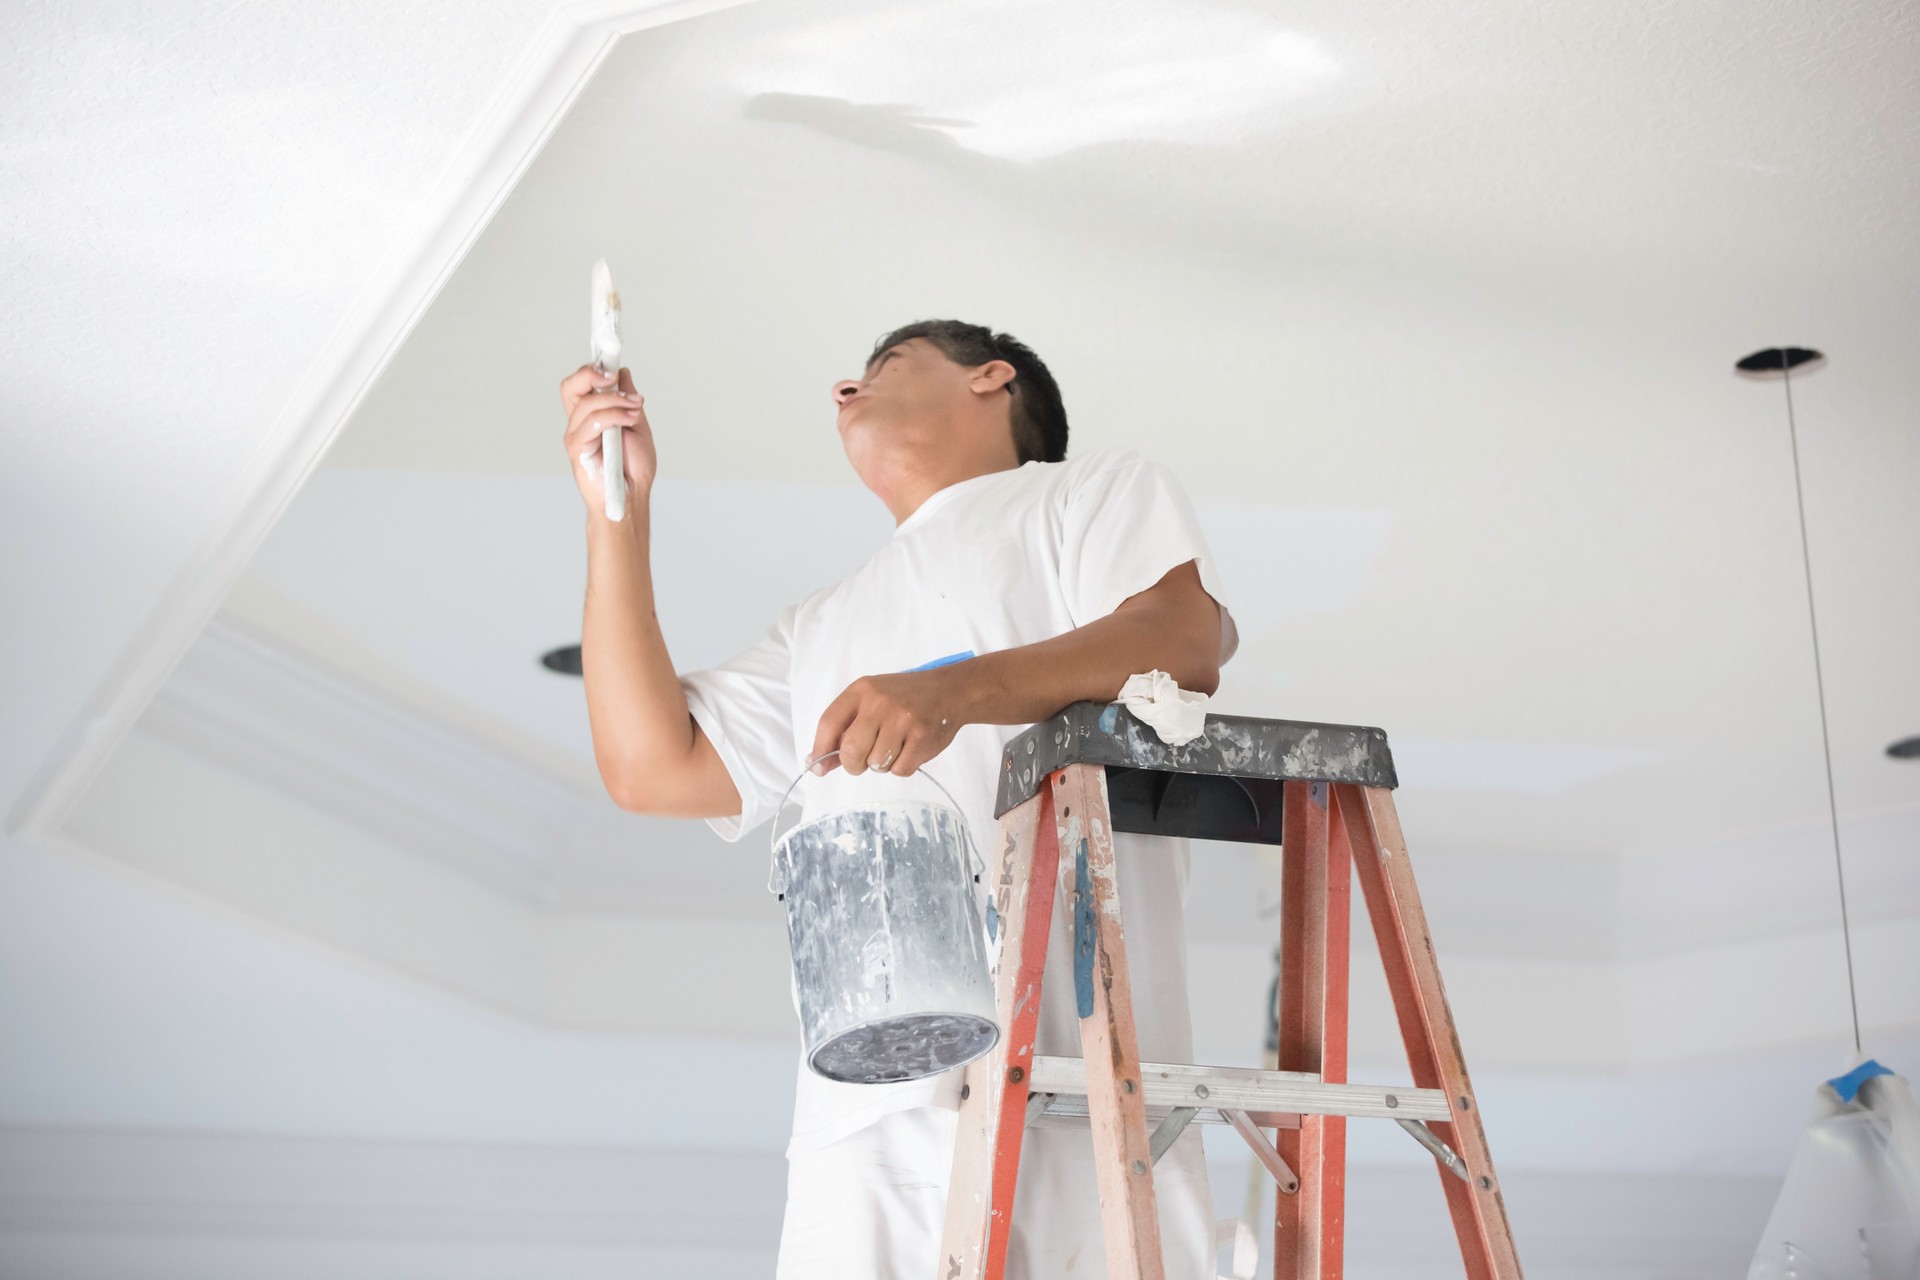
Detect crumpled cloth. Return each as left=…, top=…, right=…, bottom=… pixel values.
left=1115, top=670, right=1210, bottom=746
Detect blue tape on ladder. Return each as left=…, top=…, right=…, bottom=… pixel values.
left=1826, top=1059, right=1894, bottom=1103
left=1073, top=836, right=1095, bottom=1018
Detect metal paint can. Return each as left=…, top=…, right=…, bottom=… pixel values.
left=769, top=752, right=999, bottom=1083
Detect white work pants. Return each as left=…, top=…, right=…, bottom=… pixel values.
left=774, top=1104, right=1216, bottom=1279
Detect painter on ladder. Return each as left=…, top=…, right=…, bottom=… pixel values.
left=558, top=320, right=1240, bottom=1279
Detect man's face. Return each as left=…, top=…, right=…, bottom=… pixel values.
left=832, top=338, right=974, bottom=446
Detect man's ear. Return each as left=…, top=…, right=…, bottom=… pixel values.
left=970, top=359, right=1017, bottom=396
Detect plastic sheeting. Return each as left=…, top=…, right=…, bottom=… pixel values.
left=1748, top=1060, right=1920, bottom=1279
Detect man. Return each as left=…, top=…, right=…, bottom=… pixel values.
left=558, top=320, right=1239, bottom=1278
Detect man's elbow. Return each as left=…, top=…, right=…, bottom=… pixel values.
left=600, top=759, right=654, bottom=814
left=598, top=741, right=741, bottom=820
left=1153, top=608, right=1222, bottom=697
left=1135, top=629, right=1218, bottom=697
left=1176, top=653, right=1221, bottom=698
left=597, top=750, right=677, bottom=815
left=1120, top=630, right=1218, bottom=700
left=1118, top=565, right=1223, bottom=699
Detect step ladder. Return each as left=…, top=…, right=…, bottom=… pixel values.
left=937, top=702, right=1524, bottom=1279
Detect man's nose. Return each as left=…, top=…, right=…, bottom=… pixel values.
left=832, top=379, right=861, bottom=405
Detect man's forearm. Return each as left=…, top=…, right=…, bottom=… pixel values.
left=955, top=588, right=1221, bottom=728
left=958, top=609, right=1218, bottom=727
left=580, top=497, right=698, bottom=795
left=812, top=561, right=1224, bottom=778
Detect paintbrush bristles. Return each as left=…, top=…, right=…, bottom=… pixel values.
left=589, top=263, right=623, bottom=371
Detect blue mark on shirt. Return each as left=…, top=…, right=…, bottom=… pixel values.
left=906, top=650, right=974, bottom=672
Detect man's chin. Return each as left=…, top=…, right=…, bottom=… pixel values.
left=839, top=423, right=896, bottom=476
left=839, top=414, right=889, bottom=447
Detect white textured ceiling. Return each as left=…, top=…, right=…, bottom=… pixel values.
left=256, top=0, right=1919, bottom=856
left=6, top=4, right=1920, bottom=1262
left=0, top=0, right=568, bottom=804
left=9, top=0, right=1915, bottom=972
left=49, top=0, right=1913, bottom=1060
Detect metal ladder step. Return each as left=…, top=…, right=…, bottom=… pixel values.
left=1026, top=1055, right=1450, bottom=1123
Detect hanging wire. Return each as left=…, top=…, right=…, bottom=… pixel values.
left=1777, top=355, right=1864, bottom=1059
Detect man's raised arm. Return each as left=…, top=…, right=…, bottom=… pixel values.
left=561, top=362, right=741, bottom=818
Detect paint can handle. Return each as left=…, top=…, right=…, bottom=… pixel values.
left=766, top=751, right=986, bottom=900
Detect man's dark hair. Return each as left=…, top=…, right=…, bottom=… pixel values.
left=867, top=319, right=1069, bottom=464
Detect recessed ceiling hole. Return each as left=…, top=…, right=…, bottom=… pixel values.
left=541, top=644, right=584, bottom=676
left=1734, top=347, right=1825, bottom=376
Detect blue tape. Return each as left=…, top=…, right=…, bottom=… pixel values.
left=906, top=650, right=974, bottom=672
left=1073, top=837, right=1096, bottom=1018
left=1098, top=705, right=1119, bottom=734
left=1826, top=1058, right=1894, bottom=1103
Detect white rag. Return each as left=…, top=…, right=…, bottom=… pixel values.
left=1115, top=670, right=1210, bottom=746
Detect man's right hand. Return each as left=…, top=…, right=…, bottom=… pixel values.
left=560, top=362, right=657, bottom=513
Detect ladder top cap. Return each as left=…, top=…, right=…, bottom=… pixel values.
left=995, top=702, right=1397, bottom=818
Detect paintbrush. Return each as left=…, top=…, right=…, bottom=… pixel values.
left=588, top=258, right=628, bottom=522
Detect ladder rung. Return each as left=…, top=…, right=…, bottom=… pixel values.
left=1033, top=1094, right=1299, bottom=1130
left=1027, top=1056, right=1451, bottom=1122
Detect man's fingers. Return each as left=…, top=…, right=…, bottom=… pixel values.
left=812, top=679, right=954, bottom=778
left=559, top=363, right=617, bottom=408
left=565, top=398, right=643, bottom=453
left=560, top=364, right=652, bottom=509
left=864, top=723, right=909, bottom=775
left=835, top=712, right=883, bottom=777
left=570, top=390, right=644, bottom=427
left=898, top=720, right=952, bottom=776
left=561, top=365, right=637, bottom=417
left=811, top=693, right=861, bottom=772
left=890, top=732, right=932, bottom=777
left=567, top=411, right=641, bottom=457
left=567, top=406, right=640, bottom=447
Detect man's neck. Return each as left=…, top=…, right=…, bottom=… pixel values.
left=886, top=462, right=1004, bottom=525
left=869, top=451, right=1021, bottom=527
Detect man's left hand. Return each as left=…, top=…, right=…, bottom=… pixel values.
left=811, top=666, right=969, bottom=777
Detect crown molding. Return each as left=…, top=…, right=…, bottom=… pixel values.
left=0, top=1124, right=785, bottom=1246
left=121, top=616, right=597, bottom=901
left=7, top=0, right=762, bottom=842
left=0, top=1124, right=1779, bottom=1272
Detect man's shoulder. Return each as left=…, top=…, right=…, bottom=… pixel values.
left=783, top=575, right=850, bottom=627
left=988, top=448, right=1163, bottom=503
left=1061, top=444, right=1165, bottom=478
left=1053, top=446, right=1185, bottom=502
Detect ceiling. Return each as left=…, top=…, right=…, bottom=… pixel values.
left=44, top=0, right=1915, bottom=1049
left=6, top=1, right=1919, bottom=1270
left=237, top=0, right=1918, bottom=866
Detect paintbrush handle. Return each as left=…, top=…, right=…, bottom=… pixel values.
left=601, top=425, right=627, bottom=521
left=594, top=361, right=628, bottom=523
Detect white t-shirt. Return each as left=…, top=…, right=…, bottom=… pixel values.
left=679, top=446, right=1239, bottom=1156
